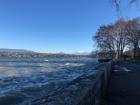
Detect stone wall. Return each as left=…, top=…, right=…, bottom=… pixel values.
left=77, top=62, right=112, bottom=105
left=32, top=62, right=112, bottom=105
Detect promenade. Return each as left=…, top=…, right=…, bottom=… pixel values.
left=102, top=62, right=140, bottom=105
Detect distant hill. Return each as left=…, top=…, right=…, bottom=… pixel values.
left=73, top=51, right=90, bottom=55
left=0, top=48, right=90, bottom=58
left=0, top=48, right=34, bottom=53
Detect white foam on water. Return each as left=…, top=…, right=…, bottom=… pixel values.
left=64, top=63, right=85, bottom=67
left=44, top=60, right=49, bottom=62
left=122, top=67, right=131, bottom=72
left=114, top=70, right=119, bottom=72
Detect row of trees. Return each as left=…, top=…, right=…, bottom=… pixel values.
left=94, top=18, right=140, bottom=60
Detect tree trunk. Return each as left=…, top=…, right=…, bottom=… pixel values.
left=133, top=41, right=139, bottom=59
left=134, top=45, right=136, bottom=59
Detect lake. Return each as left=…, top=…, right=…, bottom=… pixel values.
left=0, top=57, right=98, bottom=105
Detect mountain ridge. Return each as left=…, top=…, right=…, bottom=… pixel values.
left=0, top=48, right=34, bottom=53
left=0, top=48, right=90, bottom=58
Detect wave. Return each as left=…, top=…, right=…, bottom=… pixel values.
left=44, top=60, right=49, bottom=62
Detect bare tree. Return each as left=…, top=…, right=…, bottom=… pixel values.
left=114, top=19, right=128, bottom=58
left=111, top=0, right=140, bottom=17
left=94, top=19, right=128, bottom=60
left=111, top=0, right=121, bottom=17
left=94, top=25, right=115, bottom=58
left=125, top=18, right=140, bottom=58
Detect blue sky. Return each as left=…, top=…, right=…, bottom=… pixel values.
left=0, top=0, right=139, bottom=53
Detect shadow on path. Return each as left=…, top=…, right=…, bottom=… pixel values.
left=102, top=62, right=140, bottom=105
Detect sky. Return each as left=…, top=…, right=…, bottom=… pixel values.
left=0, top=0, right=139, bottom=53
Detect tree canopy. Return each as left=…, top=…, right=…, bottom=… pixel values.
left=94, top=18, right=140, bottom=60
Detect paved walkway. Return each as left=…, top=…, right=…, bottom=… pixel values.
left=102, top=62, right=140, bottom=105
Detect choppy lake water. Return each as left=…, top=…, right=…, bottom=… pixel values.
left=0, top=57, right=98, bottom=105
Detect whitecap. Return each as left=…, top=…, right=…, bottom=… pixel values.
left=65, top=63, right=71, bottom=66
left=44, top=60, right=49, bottom=62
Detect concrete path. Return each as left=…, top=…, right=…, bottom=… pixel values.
left=102, top=62, right=140, bottom=105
